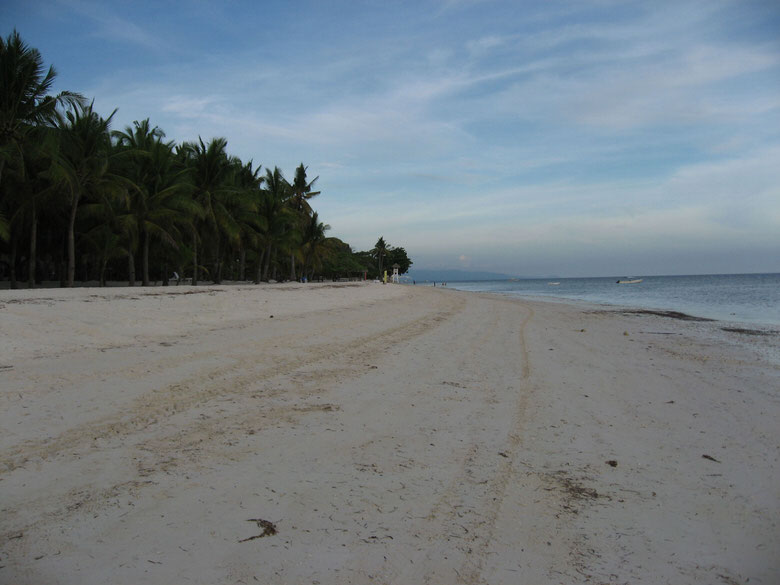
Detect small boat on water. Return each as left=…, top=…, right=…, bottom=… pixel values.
left=616, top=278, right=643, bottom=284
left=548, top=282, right=560, bottom=285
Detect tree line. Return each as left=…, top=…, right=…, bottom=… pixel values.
left=0, top=30, right=411, bottom=288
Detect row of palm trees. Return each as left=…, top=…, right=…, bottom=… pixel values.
left=1, top=30, right=342, bottom=288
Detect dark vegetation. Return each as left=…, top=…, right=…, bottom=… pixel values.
left=0, top=30, right=411, bottom=288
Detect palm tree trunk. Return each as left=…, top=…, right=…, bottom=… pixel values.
left=290, top=253, right=296, bottom=281
left=9, top=234, right=18, bottom=289
left=255, top=248, right=265, bottom=284
left=262, top=244, right=273, bottom=281
left=191, top=227, right=199, bottom=286
left=100, top=254, right=108, bottom=287
left=58, top=246, right=66, bottom=287
left=127, top=251, right=136, bottom=286
left=66, top=195, right=79, bottom=288
left=214, top=236, right=222, bottom=284
left=28, top=202, right=37, bottom=288
left=239, top=247, right=246, bottom=281
left=142, top=229, right=150, bottom=286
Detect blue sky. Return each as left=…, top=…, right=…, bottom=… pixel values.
left=6, top=0, right=780, bottom=276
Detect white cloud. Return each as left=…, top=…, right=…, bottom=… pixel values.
left=466, top=35, right=504, bottom=55
left=324, top=143, right=780, bottom=269
left=43, top=0, right=779, bottom=275
left=57, top=0, right=168, bottom=52
left=161, top=96, right=217, bottom=118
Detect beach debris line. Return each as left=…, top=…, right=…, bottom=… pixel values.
left=722, top=327, right=777, bottom=336
left=619, top=309, right=714, bottom=321
left=239, top=518, right=278, bottom=542
left=702, top=454, right=721, bottom=463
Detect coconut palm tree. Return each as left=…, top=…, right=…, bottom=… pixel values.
left=114, top=120, right=196, bottom=285
left=256, top=166, right=292, bottom=282
left=372, top=236, right=388, bottom=278
left=0, top=30, right=83, bottom=187
left=178, top=137, right=231, bottom=284
left=180, top=137, right=256, bottom=284
left=0, top=30, right=83, bottom=273
left=287, top=163, right=320, bottom=280
left=231, top=159, right=266, bottom=281
left=79, top=182, right=133, bottom=286
left=300, top=211, right=334, bottom=280
left=52, top=101, right=120, bottom=287
left=6, top=128, right=60, bottom=286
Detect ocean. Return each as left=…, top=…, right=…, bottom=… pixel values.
left=439, top=273, right=780, bottom=326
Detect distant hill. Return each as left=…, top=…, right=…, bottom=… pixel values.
left=406, top=269, right=519, bottom=282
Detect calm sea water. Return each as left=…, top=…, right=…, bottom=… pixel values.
left=442, top=273, right=780, bottom=326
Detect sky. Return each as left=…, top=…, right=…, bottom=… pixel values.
left=5, top=0, right=780, bottom=277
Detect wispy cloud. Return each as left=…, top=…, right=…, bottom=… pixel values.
left=56, top=0, right=168, bottom=52
left=14, top=0, right=777, bottom=274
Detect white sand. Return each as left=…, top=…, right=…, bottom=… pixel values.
left=1, top=283, right=778, bottom=584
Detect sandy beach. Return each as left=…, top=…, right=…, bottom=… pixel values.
left=1, top=282, right=778, bottom=584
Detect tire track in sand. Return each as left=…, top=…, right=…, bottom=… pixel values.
left=384, top=296, right=534, bottom=585
left=1, top=294, right=463, bottom=473
left=0, top=293, right=466, bottom=543
left=456, top=299, right=534, bottom=585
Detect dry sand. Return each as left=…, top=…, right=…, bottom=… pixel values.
left=1, top=282, right=778, bottom=584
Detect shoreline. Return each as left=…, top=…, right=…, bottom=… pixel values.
left=4, top=274, right=779, bottom=327
left=441, top=272, right=780, bottom=327
left=1, top=283, right=778, bottom=583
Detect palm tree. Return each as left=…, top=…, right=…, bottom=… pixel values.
left=257, top=166, right=292, bottom=282
left=79, top=183, right=133, bottom=286
left=7, top=128, right=60, bottom=286
left=300, top=211, right=333, bottom=280
left=178, top=137, right=230, bottom=284
left=52, top=101, right=120, bottom=287
left=179, top=137, right=254, bottom=284
left=0, top=30, right=83, bottom=279
left=231, top=159, right=266, bottom=281
left=0, top=30, right=83, bottom=187
left=114, top=120, right=195, bottom=285
left=287, top=163, right=320, bottom=280
left=289, top=163, right=320, bottom=215
left=372, top=236, right=388, bottom=278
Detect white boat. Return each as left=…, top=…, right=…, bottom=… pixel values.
left=547, top=282, right=560, bottom=285
left=616, top=278, right=643, bottom=284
